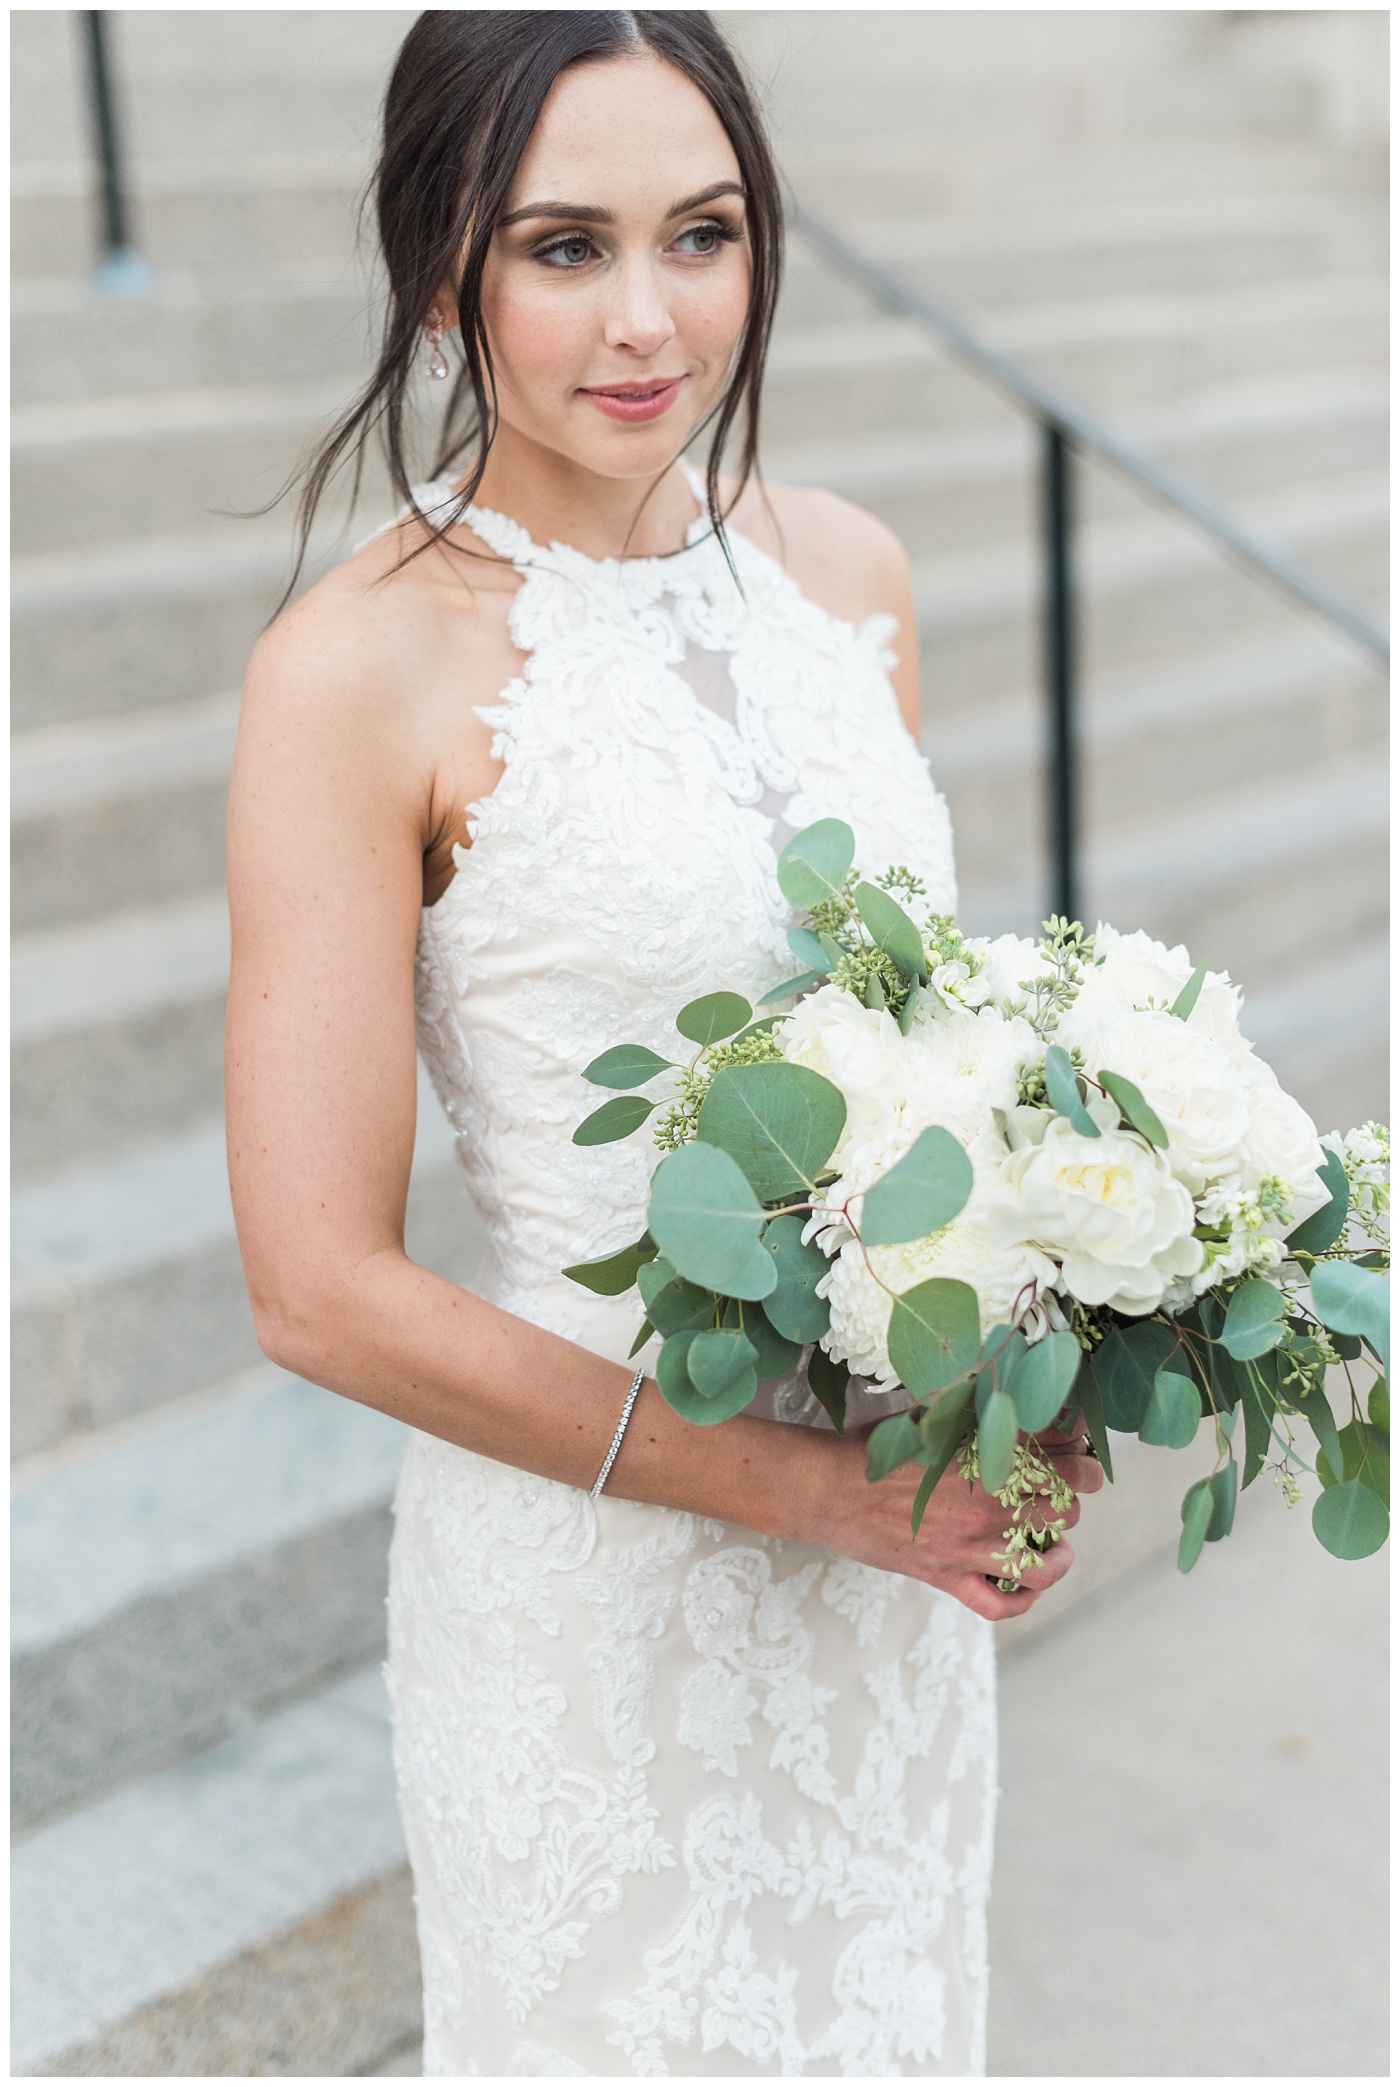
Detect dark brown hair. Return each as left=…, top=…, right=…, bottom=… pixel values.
left=287, top=9, right=783, bottom=595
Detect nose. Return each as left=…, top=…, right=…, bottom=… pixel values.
left=602, top=252, right=676, bottom=360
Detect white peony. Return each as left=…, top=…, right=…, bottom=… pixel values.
left=1059, top=925, right=1247, bottom=1066
left=1239, top=1061, right=1327, bottom=1217
left=1093, top=1008, right=1253, bottom=1193
left=966, top=933, right=1049, bottom=1012
left=816, top=1124, right=1056, bottom=1388
left=983, top=1105, right=1203, bottom=1315
left=780, top=987, right=911, bottom=1167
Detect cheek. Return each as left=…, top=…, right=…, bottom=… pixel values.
left=675, top=263, right=752, bottom=359
left=482, top=277, right=594, bottom=393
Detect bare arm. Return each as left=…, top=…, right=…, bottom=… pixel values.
left=227, top=578, right=1094, bottom=1625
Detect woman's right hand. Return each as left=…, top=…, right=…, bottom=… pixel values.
left=789, top=1423, right=1104, bottom=1623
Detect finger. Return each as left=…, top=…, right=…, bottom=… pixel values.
left=1044, top=1450, right=1105, bottom=1495
left=950, top=1572, right=1041, bottom=1623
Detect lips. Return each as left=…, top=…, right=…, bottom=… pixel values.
left=579, top=376, right=686, bottom=424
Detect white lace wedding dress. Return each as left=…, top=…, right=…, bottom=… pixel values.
left=388, top=470, right=998, bottom=2077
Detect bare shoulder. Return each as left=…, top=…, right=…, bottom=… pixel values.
left=725, top=479, right=911, bottom=627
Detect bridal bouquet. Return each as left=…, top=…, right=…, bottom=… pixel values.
left=565, top=819, right=1389, bottom=1579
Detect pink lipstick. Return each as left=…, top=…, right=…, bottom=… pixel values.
left=579, top=376, right=686, bottom=423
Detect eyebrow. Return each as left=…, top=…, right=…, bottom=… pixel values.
left=496, top=180, right=747, bottom=231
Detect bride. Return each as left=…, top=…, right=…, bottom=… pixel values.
left=227, top=12, right=1101, bottom=2076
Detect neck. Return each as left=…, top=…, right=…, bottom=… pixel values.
left=465, top=423, right=701, bottom=561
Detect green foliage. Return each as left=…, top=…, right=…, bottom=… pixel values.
left=1018, top=917, right=1095, bottom=1040
left=1238, top=1363, right=1275, bottom=1489
left=1093, top=1321, right=1178, bottom=1431
left=1097, top=1069, right=1168, bottom=1149
left=917, top=1378, right=977, bottom=1499
left=1334, top=1417, right=1389, bottom=1507
left=573, top=1094, right=656, bottom=1146
left=583, top=1045, right=673, bottom=1090
left=647, top=1143, right=776, bottom=1301
left=688, top=1327, right=759, bottom=1399
left=1205, top=1462, right=1237, bottom=1541
left=563, top=1233, right=657, bottom=1296
left=807, top=1346, right=849, bottom=1433
left=758, top=968, right=827, bottom=1007
left=866, top=1410, right=925, bottom=1482
left=652, top=1024, right=786, bottom=1153
left=859, top=1126, right=973, bottom=1247
left=1310, top=1260, right=1390, bottom=1373
left=787, top=925, right=830, bottom=974
left=760, top=1214, right=832, bottom=1343
left=1178, top=1480, right=1214, bottom=1573
left=725, top=1300, right=801, bottom=1382
left=696, top=1061, right=846, bottom=1200
left=1220, top=1279, right=1286, bottom=1360
left=676, top=991, right=753, bottom=1048
left=887, top=1278, right=981, bottom=1397
left=1286, top=1148, right=1349, bottom=1254
left=1073, top=1357, right=1114, bottom=1479
left=656, top=1326, right=758, bottom=1425
left=1044, top=1043, right=1101, bottom=1138
left=853, top=881, right=928, bottom=983
left=977, top=1387, right=1019, bottom=1492
left=1004, top=1331, right=1081, bottom=1433
left=1169, top=960, right=1209, bottom=1021
left=1369, top=1379, right=1389, bottom=1433
left=1290, top=1377, right=1342, bottom=1485
left=1312, top=1479, right=1389, bottom=1559
left=776, top=819, right=857, bottom=911
left=1139, top=1367, right=1201, bottom=1448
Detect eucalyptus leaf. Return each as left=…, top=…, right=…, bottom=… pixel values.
left=917, top=1378, right=977, bottom=1498
left=636, top=1255, right=677, bottom=1313
left=1169, top=961, right=1209, bottom=1021
left=1369, top=1380, right=1389, bottom=1434
left=1097, top=1069, right=1168, bottom=1149
left=1177, top=1480, right=1213, bottom=1573
left=976, top=1326, right=1028, bottom=1418
left=1004, top=1331, right=1082, bottom=1433
left=977, top=1387, right=1019, bottom=1492
left=1092, top=1321, right=1177, bottom=1431
left=1292, top=1378, right=1342, bottom=1485
left=758, top=969, right=828, bottom=1007
left=697, top=1062, right=846, bottom=1200
left=860, top=1126, right=973, bottom=1247
left=761, top=1212, right=832, bottom=1342
left=1286, top=1148, right=1349, bottom=1254
left=1238, top=1363, right=1274, bottom=1488
left=807, top=1346, right=849, bottom=1433
left=1336, top=1418, right=1389, bottom=1508
left=887, top=1278, right=982, bottom=1397
left=864, top=972, right=887, bottom=1010
left=644, top=1276, right=718, bottom=1338
left=734, top=1304, right=801, bottom=1382
left=1312, top=1478, right=1389, bottom=1559
left=1139, top=1367, right=1202, bottom=1447
left=688, top=1327, right=759, bottom=1399
left=854, top=881, right=928, bottom=982
left=1073, top=1357, right=1114, bottom=1480
left=628, top=1319, right=655, bottom=1360
left=1221, top=1279, right=1285, bottom=1360
left=910, top=1464, right=940, bottom=1537
left=647, top=1142, right=777, bottom=1301
left=563, top=1233, right=657, bottom=1296
left=866, top=1411, right=925, bottom=1482
left=1310, top=1261, right=1390, bottom=1374
left=776, top=818, right=856, bottom=911
left=787, top=925, right=830, bottom=973
left=897, top=992, right=920, bottom=1036
left=573, top=1094, right=656, bottom=1146
left=583, top=1044, right=674, bottom=1090
left=1205, top=1461, right=1238, bottom=1541
left=676, top=991, right=753, bottom=1048
left=1044, top=1043, right=1100, bottom=1139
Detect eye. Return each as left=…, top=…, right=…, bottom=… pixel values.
left=536, top=233, right=596, bottom=269
left=674, top=219, right=738, bottom=257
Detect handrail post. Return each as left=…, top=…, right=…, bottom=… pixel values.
left=81, top=10, right=155, bottom=295
left=1043, top=421, right=1080, bottom=925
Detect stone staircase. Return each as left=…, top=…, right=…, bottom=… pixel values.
left=11, top=9, right=1387, bottom=2075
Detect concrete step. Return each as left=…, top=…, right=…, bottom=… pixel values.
left=938, top=627, right=1385, bottom=900
left=11, top=1660, right=417, bottom=2077
left=12, top=692, right=239, bottom=934
left=11, top=1082, right=483, bottom=1463
left=12, top=894, right=230, bottom=1179
left=11, top=264, right=377, bottom=408
left=11, top=373, right=377, bottom=557
left=13, top=1364, right=406, bottom=1828
left=762, top=271, right=1386, bottom=449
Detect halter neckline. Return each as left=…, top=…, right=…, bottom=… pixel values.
left=412, top=457, right=716, bottom=575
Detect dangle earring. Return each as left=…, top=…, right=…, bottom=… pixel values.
left=424, top=309, right=450, bottom=382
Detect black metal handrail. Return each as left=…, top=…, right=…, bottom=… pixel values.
left=788, top=197, right=1389, bottom=920
left=81, top=10, right=154, bottom=294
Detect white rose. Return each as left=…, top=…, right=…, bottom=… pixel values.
left=1240, top=1061, right=1327, bottom=1216
left=780, top=986, right=910, bottom=1166
left=1060, top=926, right=1247, bottom=1065
left=1094, top=1009, right=1252, bottom=1192
left=984, top=1112, right=1203, bottom=1316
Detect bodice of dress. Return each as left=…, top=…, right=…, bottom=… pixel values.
left=412, top=469, right=958, bottom=1372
